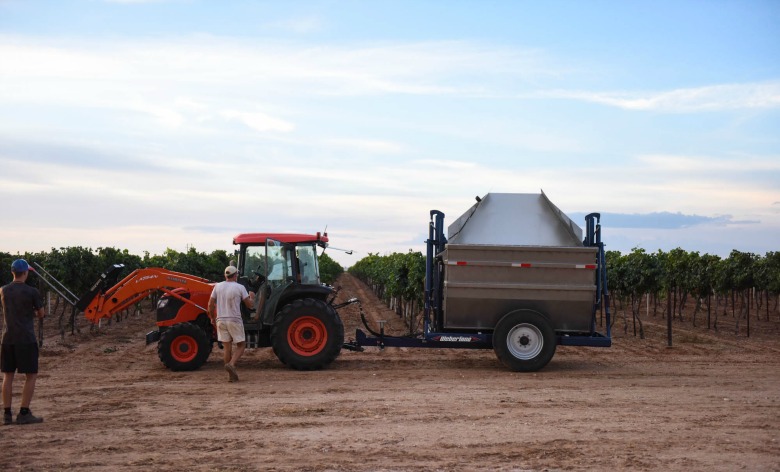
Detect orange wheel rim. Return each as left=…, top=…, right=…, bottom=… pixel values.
left=171, top=335, right=198, bottom=363
left=287, top=316, right=328, bottom=356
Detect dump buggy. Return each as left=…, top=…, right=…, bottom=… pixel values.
left=350, top=192, right=612, bottom=371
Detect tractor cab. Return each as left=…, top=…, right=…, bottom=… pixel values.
left=233, top=232, right=333, bottom=325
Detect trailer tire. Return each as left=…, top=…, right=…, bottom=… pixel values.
left=158, top=322, right=211, bottom=371
left=271, top=298, right=344, bottom=371
left=493, top=310, right=556, bottom=372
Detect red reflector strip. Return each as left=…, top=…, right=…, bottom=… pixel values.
left=448, top=260, right=597, bottom=269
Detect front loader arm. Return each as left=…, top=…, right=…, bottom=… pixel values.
left=82, top=268, right=215, bottom=323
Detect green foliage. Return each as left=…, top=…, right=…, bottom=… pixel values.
left=622, top=248, right=661, bottom=297
left=349, top=250, right=425, bottom=306
left=3, top=243, right=779, bottom=323
left=142, top=247, right=230, bottom=281
left=604, top=248, right=779, bottom=307
left=318, top=252, right=344, bottom=285
left=755, top=252, right=780, bottom=294
left=689, top=253, right=720, bottom=298
left=723, top=250, right=757, bottom=291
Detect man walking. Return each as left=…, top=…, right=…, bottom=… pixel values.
left=1, top=259, right=45, bottom=425
left=208, top=266, right=254, bottom=382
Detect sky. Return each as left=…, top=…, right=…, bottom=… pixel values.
left=1, top=0, right=778, bottom=268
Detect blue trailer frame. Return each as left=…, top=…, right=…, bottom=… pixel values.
left=351, top=210, right=611, bottom=353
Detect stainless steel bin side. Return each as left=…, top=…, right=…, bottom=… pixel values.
left=442, top=245, right=597, bottom=332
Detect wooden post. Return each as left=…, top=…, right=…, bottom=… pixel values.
left=667, top=289, right=673, bottom=347
left=747, top=289, right=750, bottom=338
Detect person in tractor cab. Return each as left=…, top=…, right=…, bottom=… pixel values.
left=251, top=255, right=286, bottom=317
left=250, top=275, right=269, bottom=322
left=207, top=266, right=254, bottom=382
left=1, top=259, right=45, bottom=425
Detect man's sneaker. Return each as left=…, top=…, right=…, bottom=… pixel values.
left=15, top=411, right=43, bottom=425
left=3, top=412, right=12, bottom=425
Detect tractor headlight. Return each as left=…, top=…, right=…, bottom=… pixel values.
left=157, top=298, right=169, bottom=309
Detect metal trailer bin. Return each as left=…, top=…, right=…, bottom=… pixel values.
left=442, top=244, right=597, bottom=332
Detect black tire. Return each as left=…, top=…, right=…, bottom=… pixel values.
left=493, top=310, right=556, bottom=372
left=271, top=298, right=344, bottom=371
left=193, top=313, right=215, bottom=359
left=158, top=322, right=211, bottom=371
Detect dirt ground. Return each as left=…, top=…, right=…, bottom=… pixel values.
left=1, top=273, right=779, bottom=471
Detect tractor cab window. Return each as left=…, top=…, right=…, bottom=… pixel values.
left=296, top=244, right=320, bottom=285
left=266, top=239, right=291, bottom=289
left=241, top=245, right=265, bottom=279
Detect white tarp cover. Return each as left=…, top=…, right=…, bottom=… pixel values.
left=447, top=191, right=583, bottom=247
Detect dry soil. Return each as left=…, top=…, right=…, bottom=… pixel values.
left=1, top=273, right=778, bottom=471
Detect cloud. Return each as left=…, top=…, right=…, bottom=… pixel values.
left=0, top=33, right=776, bottom=266
left=0, top=138, right=159, bottom=172
left=219, top=110, right=295, bottom=133
left=325, top=138, right=405, bottom=154
left=0, top=35, right=555, bottom=100
left=101, top=0, right=171, bottom=3
left=413, top=159, right=477, bottom=170
left=569, top=211, right=759, bottom=229
left=264, top=17, right=324, bottom=34
left=605, top=222, right=780, bottom=259
left=3, top=34, right=778, bottom=115
left=540, top=81, right=780, bottom=112
left=182, top=226, right=238, bottom=234
left=636, top=154, right=780, bottom=172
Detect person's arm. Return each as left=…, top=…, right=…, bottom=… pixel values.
left=33, top=289, right=45, bottom=319
left=242, top=291, right=255, bottom=309
left=207, top=296, right=217, bottom=324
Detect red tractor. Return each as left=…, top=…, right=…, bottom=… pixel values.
left=75, top=233, right=351, bottom=371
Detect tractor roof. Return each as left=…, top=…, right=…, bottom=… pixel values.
left=232, top=233, right=329, bottom=246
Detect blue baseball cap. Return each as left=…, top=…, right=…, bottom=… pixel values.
left=11, top=259, right=29, bottom=273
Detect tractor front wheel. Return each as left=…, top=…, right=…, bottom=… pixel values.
left=158, top=322, right=211, bottom=371
left=271, top=298, right=344, bottom=370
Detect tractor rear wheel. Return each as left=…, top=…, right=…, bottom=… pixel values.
left=493, top=310, right=556, bottom=372
left=271, top=298, right=344, bottom=370
left=158, top=322, right=211, bottom=371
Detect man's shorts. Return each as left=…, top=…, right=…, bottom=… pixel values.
left=1, top=343, right=39, bottom=374
left=216, top=319, right=245, bottom=344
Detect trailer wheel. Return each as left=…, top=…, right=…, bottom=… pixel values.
left=158, top=322, right=211, bottom=371
left=271, top=298, right=344, bottom=371
left=493, top=310, right=556, bottom=372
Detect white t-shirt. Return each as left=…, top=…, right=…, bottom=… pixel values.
left=210, top=281, right=249, bottom=322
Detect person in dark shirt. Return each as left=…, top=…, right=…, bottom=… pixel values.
left=1, top=259, right=45, bottom=425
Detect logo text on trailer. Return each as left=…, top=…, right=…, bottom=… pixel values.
left=437, top=335, right=476, bottom=342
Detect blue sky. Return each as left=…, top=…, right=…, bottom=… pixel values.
left=1, top=0, right=778, bottom=267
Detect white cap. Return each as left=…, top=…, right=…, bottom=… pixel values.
left=224, top=266, right=238, bottom=277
